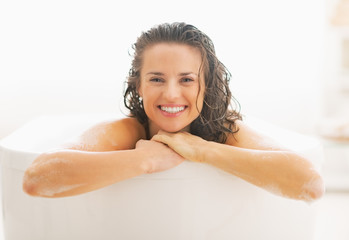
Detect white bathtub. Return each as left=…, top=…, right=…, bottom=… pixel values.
left=0, top=114, right=323, bottom=240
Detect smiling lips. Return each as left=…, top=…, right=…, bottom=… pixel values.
left=158, top=105, right=187, bottom=116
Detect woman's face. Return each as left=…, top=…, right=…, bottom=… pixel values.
left=139, top=43, right=205, bottom=137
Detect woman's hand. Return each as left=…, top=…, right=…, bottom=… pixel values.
left=151, top=130, right=207, bottom=162
left=135, top=139, right=184, bottom=174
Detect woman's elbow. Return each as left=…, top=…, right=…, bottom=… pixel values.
left=299, top=175, right=325, bottom=202
left=23, top=164, right=53, bottom=198
left=22, top=153, right=64, bottom=197
left=23, top=172, right=60, bottom=198
left=22, top=170, right=40, bottom=197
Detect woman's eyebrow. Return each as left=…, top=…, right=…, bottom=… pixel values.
left=146, top=72, right=164, bottom=76
left=179, top=72, right=198, bottom=76
left=145, top=72, right=198, bottom=76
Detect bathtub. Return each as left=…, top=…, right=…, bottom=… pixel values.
left=0, top=114, right=323, bottom=240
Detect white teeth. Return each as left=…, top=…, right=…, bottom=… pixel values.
left=161, top=106, right=185, bottom=113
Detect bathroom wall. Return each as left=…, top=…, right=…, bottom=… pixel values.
left=322, top=0, right=349, bottom=121
left=0, top=0, right=327, bottom=139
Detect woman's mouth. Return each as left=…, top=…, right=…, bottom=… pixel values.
left=158, top=105, right=187, bottom=115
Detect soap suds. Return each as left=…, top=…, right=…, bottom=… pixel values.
left=37, top=183, right=84, bottom=197
left=82, top=127, right=104, bottom=146
left=263, top=183, right=286, bottom=198
left=25, top=157, right=80, bottom=197
left=33, top=156, right=70, bottom=168
left=247, top=135, right=288, bottom=151
left=62, top=125, right=107, bottom=150
left=298, top=177, right=325, bottom=203
left=263, top=176, right=324, bottom=202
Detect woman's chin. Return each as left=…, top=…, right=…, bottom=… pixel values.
left=160, top=125, right=190, bottom=133
left=160, top=128, right=182, bottom=133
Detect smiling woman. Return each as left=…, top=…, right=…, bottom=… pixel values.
left=22, top=22, right=324, bottom=201
left=124, top=23, right=241, bottom=143
left=138, top=43, right=205, bottom=135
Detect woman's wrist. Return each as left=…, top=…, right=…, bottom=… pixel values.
left=133, top=148, right=152, bottom=174
left=198, top=140, right=218, bottom=164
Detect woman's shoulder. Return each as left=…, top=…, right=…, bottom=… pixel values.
left=225, top=120, right=286, bottom=151
left=62, top=117, right=146, bottom=151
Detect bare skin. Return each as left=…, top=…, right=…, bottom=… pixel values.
left=152, top=121, right=324, bottom=201
left=23, top=117, right=324, bottom=200
left=23, top=43, right=324, bottom=200
left=23, top=118, right=184, bottom=198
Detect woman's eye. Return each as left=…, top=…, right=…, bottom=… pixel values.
left=150, top=78, right=163, bottom=83
left=182, top=78, right=194, bottom=83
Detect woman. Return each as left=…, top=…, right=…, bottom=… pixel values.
left=23, top=22, right=324, bottom=201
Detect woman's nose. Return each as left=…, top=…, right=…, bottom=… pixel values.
left=164, top=82, right=181, bottom=100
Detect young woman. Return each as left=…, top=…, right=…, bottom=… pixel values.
left=23, top=22, right=324, bottom=201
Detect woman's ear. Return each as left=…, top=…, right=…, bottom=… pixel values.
left=136, top=76, right=143, bottom=98
left=138, top=87, right=143, bottom=98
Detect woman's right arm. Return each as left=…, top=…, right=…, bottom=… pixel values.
left=22, top=118, right=184, bottom=198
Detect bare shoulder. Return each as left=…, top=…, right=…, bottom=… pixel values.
left=225, top=120, right=287, bottom=151
left=62, top=117, right=146, bottom=151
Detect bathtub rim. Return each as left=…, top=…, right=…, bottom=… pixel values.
left=0, top=114, right=324, bottom=176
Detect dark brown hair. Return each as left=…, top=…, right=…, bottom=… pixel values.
left=123, top=22, right=242, bottom=143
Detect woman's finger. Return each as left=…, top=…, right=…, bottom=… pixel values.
left=151, top=133, right=173, bottom=146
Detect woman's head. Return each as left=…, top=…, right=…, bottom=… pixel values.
left=124, top=22, right=241, bottom=142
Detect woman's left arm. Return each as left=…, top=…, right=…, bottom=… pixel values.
left=152, top=120, right=325, bottom=202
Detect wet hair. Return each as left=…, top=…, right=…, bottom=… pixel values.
left=123, top=22, right=242, bottom=143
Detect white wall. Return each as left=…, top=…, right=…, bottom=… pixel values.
left=0, top=0, right=327, bottom=139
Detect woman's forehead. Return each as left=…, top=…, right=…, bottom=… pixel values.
left=141, top=43, right=203, bottom=75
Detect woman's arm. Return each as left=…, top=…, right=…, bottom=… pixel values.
left=151, top=120, right=325, bottom=201
left=23, top=148, right=148, bottom=198
left=23, top=118, right=183, bottom=198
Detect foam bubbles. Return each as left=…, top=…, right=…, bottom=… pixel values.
left=37, top=183, right=84, bottom=197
